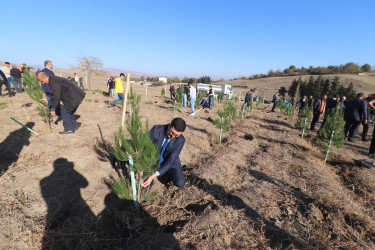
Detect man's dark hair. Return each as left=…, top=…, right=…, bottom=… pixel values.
left=5, top=62, right=10, bottom=65
left=44, top=60, right=51, bottom=67
left=120, top=73, right=125, bottom=77
left=358, top=93, right=365, bottom=98
left=171, top=118, right=186, bottom=132
left=333, top=94, right=340, bottom=98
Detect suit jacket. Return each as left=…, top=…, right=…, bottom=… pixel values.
left=313, top=99, right=325, bottom=113
left=344, top=98, right=368, bottom=122
left=149, top=124, right=185, bottom=176
left=48, top=76, right=86, bottom=112
left=40, top=68, right=55, bottom=94
left=272, top=94, right=278, bottom=103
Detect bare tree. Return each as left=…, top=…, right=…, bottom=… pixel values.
left=76, top=56, right=103, bottom=90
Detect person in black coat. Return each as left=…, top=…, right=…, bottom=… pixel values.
left=169, top=83, right=175, bottom=99
left=319, top=94, right=340, bottom=132
left=244, top=90, right=251, bottom=107
left=344, top=93, right=368, bottom=142
left=0, top=69, right=11, bottom=96
left=141, top=118, right=186, bottom=188
left=271, top=91, right=278, bottom=112
left=37, top=72, right=86, bottom=134
left=310, top=94, right=327, bottom=131
left=10, top=64, right=23, bottom=93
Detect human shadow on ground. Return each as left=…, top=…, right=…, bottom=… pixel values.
left=40, top=158, right=180, bottom=249
left=157, top=104, right=182, bottom=113
left=344, top=141, right=368, bottom=152
left=262, top=118, right=294, bottom=129
left=190, top=173, right=306, bottom=249
left=40, top=158, right=96, bottom=249
left=0, top=122, right=34, bottom=177
left=186, top=124, right=209, bottom=134
left=257, top=135, right=309, bottom=152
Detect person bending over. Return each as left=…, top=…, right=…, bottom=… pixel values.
left=142, top=118, right=187, bottom=188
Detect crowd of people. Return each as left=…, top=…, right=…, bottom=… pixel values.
left=273, top=91, right=375, bottom=158
left=0, top=62, right=27, bottom=96
left=0, top=61, right=85, bottom=97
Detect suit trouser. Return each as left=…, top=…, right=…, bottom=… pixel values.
left=61, top=106, right=78, bottom=131
left=310, top=112, right=321, bottom=130
left=14, top=78, right=22, bottom=92
left=362, top=122, right=369, bottom=140
left=369, top=126, right=375, bottom=154
left=271, top=101, right=276, bottom=111
left=158, top=166, right=185, bottom=188
left=344, top=119, right=361, bottom=140
left=0, top=80, right=11, bottom=95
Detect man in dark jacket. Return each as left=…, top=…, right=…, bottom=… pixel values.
left=310, top=94, right=327, bottom=131
left=319, top=94, right=340, bottom=132
left=10, top=64, right=23, bottom=93
left=307, top=95, right=314, bottom=109
left=0, top=69, right=11, bottom=96
left=244, top=90, right=252, bottom=107
left=169, top=83, right=175, bottom=99
left=37, top=72, right=86, bottom=134
left=271, top=91, right=278, bottom=112
left=344, top=93, right=368, bottom=142
left=141, top=118, right=186, bottom=188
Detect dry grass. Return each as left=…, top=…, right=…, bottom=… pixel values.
left=1, top=72, right=375, bottom=249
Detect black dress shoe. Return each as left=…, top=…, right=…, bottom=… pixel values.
left=59, top=130, right=75, bottom=134
left=75, top=123, right=81, bottom=131
left=362, top=138, right=368, bottom=141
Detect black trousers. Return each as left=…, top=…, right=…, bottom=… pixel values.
left=271, top=101, right=276, bottom=111
left=369, top=125, right=375, bottom=154
left=158, top=166, right=185, bottom=188
left=310, top=112, right=321, bottom=130
left=61, top=106, right=78, bottom=131
left=362, top=122, right=369, bottom=140
left=0, top=80, right=11, bottom=95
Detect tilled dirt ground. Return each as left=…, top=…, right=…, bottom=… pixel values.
left=1, top=82, right=375, bottom=249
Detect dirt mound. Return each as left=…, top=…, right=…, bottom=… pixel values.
left=1, top=80, right=375, bottom=249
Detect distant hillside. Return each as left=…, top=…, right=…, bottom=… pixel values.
left=217, top=74, right=375, bottom=100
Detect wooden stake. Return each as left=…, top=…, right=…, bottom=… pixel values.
left=145, top=84, right=148, bottom=102
left=121, top=73, right=131, bottom=128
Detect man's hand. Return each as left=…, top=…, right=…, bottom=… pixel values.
left=364, top=120, right=368, bottom=124
left=41, top=98, right=48, bottom=104
left=141, top=173, right=158, bottom=188
left=50, top=110, right=56, bottom=117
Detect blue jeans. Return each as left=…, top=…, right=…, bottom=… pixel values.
left=183, top=93, right=187, bottom=107
left=7, top=77, right=16, bottom=89
left=209, top=96, right=213, bottom=109
left=111, top=93, right=124, bottom=108
left=190, top=97, right=196, bottom=113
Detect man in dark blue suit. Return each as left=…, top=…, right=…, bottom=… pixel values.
left=344, top=93, right=368, bottom=142
left=141, top=118, right=186, bottom=188
left=40, top=60, right=61, bottom=117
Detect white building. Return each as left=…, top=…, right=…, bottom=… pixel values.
left=159, top=77, right=168, bottom=83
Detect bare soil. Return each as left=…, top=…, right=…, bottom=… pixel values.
left=1, top=74, right=375, bottom=249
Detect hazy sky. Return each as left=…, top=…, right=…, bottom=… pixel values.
left=2, top=0, right=374, bottom=79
